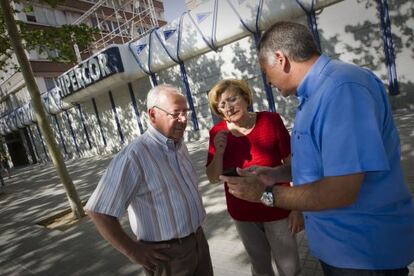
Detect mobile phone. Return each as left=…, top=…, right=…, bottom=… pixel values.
left=222, top=167, right=238, bottom=176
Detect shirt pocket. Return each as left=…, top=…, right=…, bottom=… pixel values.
left=291, top=129, right=322, bottom=184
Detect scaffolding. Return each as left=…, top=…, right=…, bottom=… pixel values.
left=73, top=0, right=160, bottom=56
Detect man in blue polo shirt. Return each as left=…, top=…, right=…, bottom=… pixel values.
left=221, top=21, right=414, bottom=275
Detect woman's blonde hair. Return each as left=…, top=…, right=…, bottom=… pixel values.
left=208, top=79, right=253, bottom=118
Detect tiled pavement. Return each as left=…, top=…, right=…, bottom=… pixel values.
left=0, top=109, right=413, bottom=276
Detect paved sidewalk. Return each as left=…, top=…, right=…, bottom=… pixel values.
left=0, top=109, right=413, bottom=276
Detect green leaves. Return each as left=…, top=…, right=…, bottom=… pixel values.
left=19, top=23, right=99, bottom=63
left=0, top=1, right=99, bottom=70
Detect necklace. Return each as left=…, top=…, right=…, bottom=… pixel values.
left=227, top=112, right=256, bottom=136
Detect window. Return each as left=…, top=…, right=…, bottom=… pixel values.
left=44, top=7, right=58, bottom=25
left=108, top=21, right=114, bottom=32
left=36, top=46, right=59, bottom=60
left=54, top=9, right=66, bottom=25
left=91, top=17, right=98, bottom=28
left=112, top=22, right=120, bottom=34
left=47, top=49, right=59, bottom=59
left=26, top=14, right=36, bottom=22
left=44, top=78, right=56, bottom=91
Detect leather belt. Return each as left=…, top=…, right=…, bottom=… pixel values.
left=149, top=227, right=201, bottom=244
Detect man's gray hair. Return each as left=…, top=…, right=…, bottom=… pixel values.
left=257, top=21, right=320, bottom=65
left=146, top=84, right=182, bottom=110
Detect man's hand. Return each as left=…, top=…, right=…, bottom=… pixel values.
left=127, top=240, right=170, bottom=271
left=239, top=165, right=280, bottom=186
left=87, top=212, right=171, bottom=272
left=220, top=167, right=266, bottom=202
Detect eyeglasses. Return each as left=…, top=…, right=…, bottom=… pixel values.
left=153, top=106, right=191, bottom=120
left=217, top=95, right=240, bottom=111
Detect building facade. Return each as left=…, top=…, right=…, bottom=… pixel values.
left=1, top=0, right=413, bottom=168
left=0, top=0, right=166, bottom=166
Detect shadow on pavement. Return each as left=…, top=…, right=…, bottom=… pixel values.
left=0, top=110, right=413, bottom=276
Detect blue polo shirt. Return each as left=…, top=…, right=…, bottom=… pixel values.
left=292, top=54, right=414, bottom=269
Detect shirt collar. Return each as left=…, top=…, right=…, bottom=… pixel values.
left=296, top=54, right=331, bottom=109
left=147, top=124, right=182, bottom=151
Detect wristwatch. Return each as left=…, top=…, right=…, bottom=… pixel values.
left=260, top=185, right=275, bottom=207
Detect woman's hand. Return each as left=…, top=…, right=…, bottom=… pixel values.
left=288, top=211, right=304, bottom=234
left=214, top=130, right=229, bottom=155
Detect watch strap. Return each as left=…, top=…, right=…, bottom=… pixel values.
left=265, top=185, right=275, bottom=193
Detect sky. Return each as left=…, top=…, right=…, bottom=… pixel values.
left=163, top=0, right=187, bottom=22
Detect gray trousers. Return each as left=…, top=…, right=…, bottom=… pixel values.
left=234, top=218, right=301, bottom=276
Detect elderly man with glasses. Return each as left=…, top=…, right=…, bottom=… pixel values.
left=86, top=84, right=213, bottom=276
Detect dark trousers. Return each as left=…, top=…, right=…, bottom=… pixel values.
left=320, top=261, right=409, bottom=276
left=144, top=227, right=213, bottom=276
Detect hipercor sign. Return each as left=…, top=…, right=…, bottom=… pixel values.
left=55, top=46, right=125, bottom=98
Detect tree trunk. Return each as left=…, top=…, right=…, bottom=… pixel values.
left=0, top=0, right=85, bottom=218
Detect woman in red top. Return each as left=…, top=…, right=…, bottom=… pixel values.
left=206, top=79, right=303, bottom=276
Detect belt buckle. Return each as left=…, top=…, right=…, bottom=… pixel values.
left=176, top=236, right=186, bottom=244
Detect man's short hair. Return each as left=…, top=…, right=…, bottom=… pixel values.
left=257, top=21, right=320, bottom=65
left=146, top=84, right=182, bottom=110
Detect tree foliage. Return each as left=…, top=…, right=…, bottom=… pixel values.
left=0, top=0, right=98, bottom=71
left=0, top=0, right=86, bottom=218
left=20, top=23, right=99, bottom=63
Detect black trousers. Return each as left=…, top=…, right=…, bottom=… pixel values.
left=320, top=261, right=409, bottom=276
